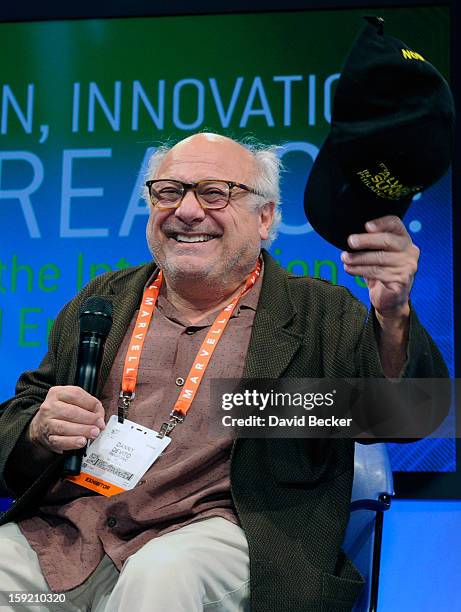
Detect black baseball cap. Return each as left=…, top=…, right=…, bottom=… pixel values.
left=303, top=16, right=455, bottom=250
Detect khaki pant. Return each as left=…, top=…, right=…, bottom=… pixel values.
left=0, top=518, right=250, bottom=612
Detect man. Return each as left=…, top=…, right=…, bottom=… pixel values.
left=0, top=133, right=447, bottom=612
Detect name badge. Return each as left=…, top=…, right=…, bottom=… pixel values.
left=66, top=415, right=171, bottom=496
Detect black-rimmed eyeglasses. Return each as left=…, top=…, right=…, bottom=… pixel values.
left=145, top=179, right=266, bottom=210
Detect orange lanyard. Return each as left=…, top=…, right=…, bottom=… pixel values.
left=118, top=258, right=262, bottom=437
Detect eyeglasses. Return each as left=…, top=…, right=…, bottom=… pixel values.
left=145, top=179, right=266, bottom=210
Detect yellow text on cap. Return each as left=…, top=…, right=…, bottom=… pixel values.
left=401, top=49, right=425, bottom=61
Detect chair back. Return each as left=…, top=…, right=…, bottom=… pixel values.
left=344, top=443, right=394, bottom=612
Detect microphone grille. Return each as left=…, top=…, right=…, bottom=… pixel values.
left=79, top=297, right=113, bottom=336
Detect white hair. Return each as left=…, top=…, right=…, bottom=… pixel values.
left=144, top=136, right=283, bottom=248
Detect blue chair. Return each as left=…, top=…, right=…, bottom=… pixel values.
left=0, top=497, right=13, bottom=513
left=344, top=442, right=394, bottom=612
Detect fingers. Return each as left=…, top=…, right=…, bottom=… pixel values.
left=342, top=215, right=419, bottom=281
left=47, top=418, right=102, bottom=440
left=341, top=265, right=411, bottom=282
left=347, top=231, right=408, bottom=251
left=46, top=434, right=88, bottom=453
left=48, top=386, right=105, bottom=416
left=341, top=216, right=419, bottom=317
left=41, top=386, right=105, bottom=423
left=44, top=400, right=106, bottom=428
left=46, top=432, right=91, bottom=454
left=364, top=215, right=408, bottom=236
left=347, top=216, right=410, bottom=252
left=342, top=250, right=404, bottom=267
left=341, top=248, right=419, bottom=280
left=29, top=386, right=106, bottom=454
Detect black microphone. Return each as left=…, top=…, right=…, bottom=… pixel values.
left=62, top=296, right=113, bottom=476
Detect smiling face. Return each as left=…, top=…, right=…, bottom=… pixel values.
left=146, top=133, right=274, bottom=293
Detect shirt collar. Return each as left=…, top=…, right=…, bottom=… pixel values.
left=151, top=259, right=264, bottom=328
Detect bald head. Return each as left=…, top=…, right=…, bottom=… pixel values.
left=154, top=133, right=258, bottom=185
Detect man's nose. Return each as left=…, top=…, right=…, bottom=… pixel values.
left=174, top=190, right=206, bottom=224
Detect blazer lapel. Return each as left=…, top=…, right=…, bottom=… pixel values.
left=243, top=251, right=303, bottom=379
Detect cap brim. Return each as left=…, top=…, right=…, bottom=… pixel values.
left=304, top=138, right=412, bottom=251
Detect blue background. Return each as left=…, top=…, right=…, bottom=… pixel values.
left=0, top=9, right=455, bottom=474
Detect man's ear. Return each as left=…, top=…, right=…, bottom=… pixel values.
left=258, top=202, right=276, bottom=241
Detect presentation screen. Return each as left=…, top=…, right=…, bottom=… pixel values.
left=0, top=5, right=455, bottom=493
